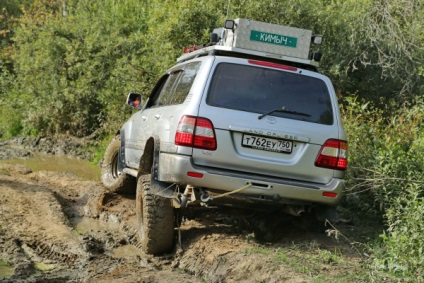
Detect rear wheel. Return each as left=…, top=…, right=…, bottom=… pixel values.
left=101, top=135, right=136, bottom=194
left=136, top=174, right=175, bottom=254
left=300, top=206, right=334, bottom=233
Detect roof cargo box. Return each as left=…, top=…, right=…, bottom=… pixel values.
left=178, top=18, right=321, bottom=70
left=223, top=19, right=312, bottom=60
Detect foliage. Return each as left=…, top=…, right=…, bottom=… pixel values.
left=0, top=59, right=22, bottom=138
left=1, top=0, right=423, bottom=137
left=0, top=0, right=32, bottom=67
left=0, top=258, right=12, bottom=266
left=4, top=0, right=152, bottom=137
left=0, top=1, right=423, bottom=278
left=0, top=0, right=227, bottom=137
left=342, top=97, right=424, bottom=277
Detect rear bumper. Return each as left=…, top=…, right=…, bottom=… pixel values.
left=158, top=153, right=344, bottom=206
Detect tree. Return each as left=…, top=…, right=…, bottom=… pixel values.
left=1, top=0, right=422, bottom=137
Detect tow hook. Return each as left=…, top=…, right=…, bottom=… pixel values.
left=200, top=189, right=211, bottom=202
left=176, top=184, right=253, bottom=208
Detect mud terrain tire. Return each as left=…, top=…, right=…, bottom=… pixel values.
left=101, top=135, right=136, bottom=194
left=136, top=174, right=175, bottom=255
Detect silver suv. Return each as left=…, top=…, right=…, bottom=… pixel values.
left=101, top=19, right=348, bottom=254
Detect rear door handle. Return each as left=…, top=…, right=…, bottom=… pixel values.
left=141, top=116, right=147, bottom=121
left=154, top=114, right=161, bottom=119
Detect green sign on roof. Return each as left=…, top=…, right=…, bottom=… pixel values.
left=250, top=30, right=297, bottom=48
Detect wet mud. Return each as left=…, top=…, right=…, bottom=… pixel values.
left=0, top=144, right=361, bottom=282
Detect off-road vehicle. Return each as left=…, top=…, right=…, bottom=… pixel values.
left=101, top=19, right=348, bottom=254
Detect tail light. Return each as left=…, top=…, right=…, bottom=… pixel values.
left=315, top=139, right=347, bottom=170
left=175, top=115, right=217, bottom=150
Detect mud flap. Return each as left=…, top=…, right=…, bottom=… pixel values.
left=150, top=181, right=176, bottom=199
left=151, top=138, right=177, bottom=199
left=118, top=130, right=126, bottom=172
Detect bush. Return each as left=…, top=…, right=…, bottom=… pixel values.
left=342, top=97, right=424, bottom=277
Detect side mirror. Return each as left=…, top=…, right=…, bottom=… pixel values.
left=127, top=92, right=143, bottom=109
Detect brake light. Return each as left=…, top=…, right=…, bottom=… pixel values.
left=175, top=115, right=217, bottom=150
left=315, top=139, right=347, bottom=170
left=322, top=191, right=337, bottom=198
left=248, top=59, right=298, bottom=72
left=187, top=172, right=204, bottom=178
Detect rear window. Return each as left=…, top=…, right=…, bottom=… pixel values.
left=206, top=63, right=334, bottom=125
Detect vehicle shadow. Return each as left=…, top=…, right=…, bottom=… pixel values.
left=177, top=206, right=332, bottom=246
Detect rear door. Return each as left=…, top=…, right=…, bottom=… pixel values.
left=125, top=61, right=202, bottom=169
left=194, top=58, right=340, bottom=184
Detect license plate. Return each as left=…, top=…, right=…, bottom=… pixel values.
left=242, top=134, right=293, bottom=153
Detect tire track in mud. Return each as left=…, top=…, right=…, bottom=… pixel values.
left=25, top=240, right=80, bottom=265
left=0, top=173, right=90, bottom=278
left=0, top=163, right=182, bottom=282
left=1, top=163, right=361, bottom=283
left=0, top=166, right=96, bottom=282
left=1, top=164, right=289, bottom=282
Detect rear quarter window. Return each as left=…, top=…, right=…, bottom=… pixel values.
left=170, top=61, right=201, bottom=105
left=152, top=61, right=201, bottom=107
left=206, top=63, right=334, bottom=125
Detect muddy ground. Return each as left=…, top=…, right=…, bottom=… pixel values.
left=0, top=142, right=364, bottom=283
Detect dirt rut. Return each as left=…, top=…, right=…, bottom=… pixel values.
left=0, top=163, right=359, bottom=282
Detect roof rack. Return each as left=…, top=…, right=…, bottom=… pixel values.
left=178, top=18, right=322, bottom=70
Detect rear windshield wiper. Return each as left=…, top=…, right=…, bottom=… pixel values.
left=258, top=107, right=311, bottom=120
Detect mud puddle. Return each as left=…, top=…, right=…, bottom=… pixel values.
left=0, top=152, right=100, bottom=180
left=70, top=217, right=143, bottom=259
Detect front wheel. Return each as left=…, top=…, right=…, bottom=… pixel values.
left=136, top=174, right=175, bottom=254
left=101, top=135, right=136, bottom=194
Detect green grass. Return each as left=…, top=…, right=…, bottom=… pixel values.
left=243, top=239, right=419, bottom=282
left=0, top=258, right=14, bottom=279
left=91, top=134, right=115, bottom=165
left=0, top=259, right=12, bottom=267
left=244, top=241, right=366, bottom=282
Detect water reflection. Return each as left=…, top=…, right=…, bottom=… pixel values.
left=71, top=217, right=118, bottom=233
left=0, top=153, right=100, bottom=181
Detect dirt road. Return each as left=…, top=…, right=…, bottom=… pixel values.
left=0, top=162, right=361, bottom=282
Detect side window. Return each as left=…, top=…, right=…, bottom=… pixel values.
left=154, top=71, right=182, bottom=107
left=169, top=62, right=201, bottom=105
left=149, top=61, right=201, bottom=108
left=145, top=74, right=168, bottom=108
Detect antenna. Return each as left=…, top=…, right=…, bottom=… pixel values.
left=225, top=0, right=231, bottom=19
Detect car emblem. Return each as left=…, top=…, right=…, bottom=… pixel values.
left=266, top=116, right=277, bottom=124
